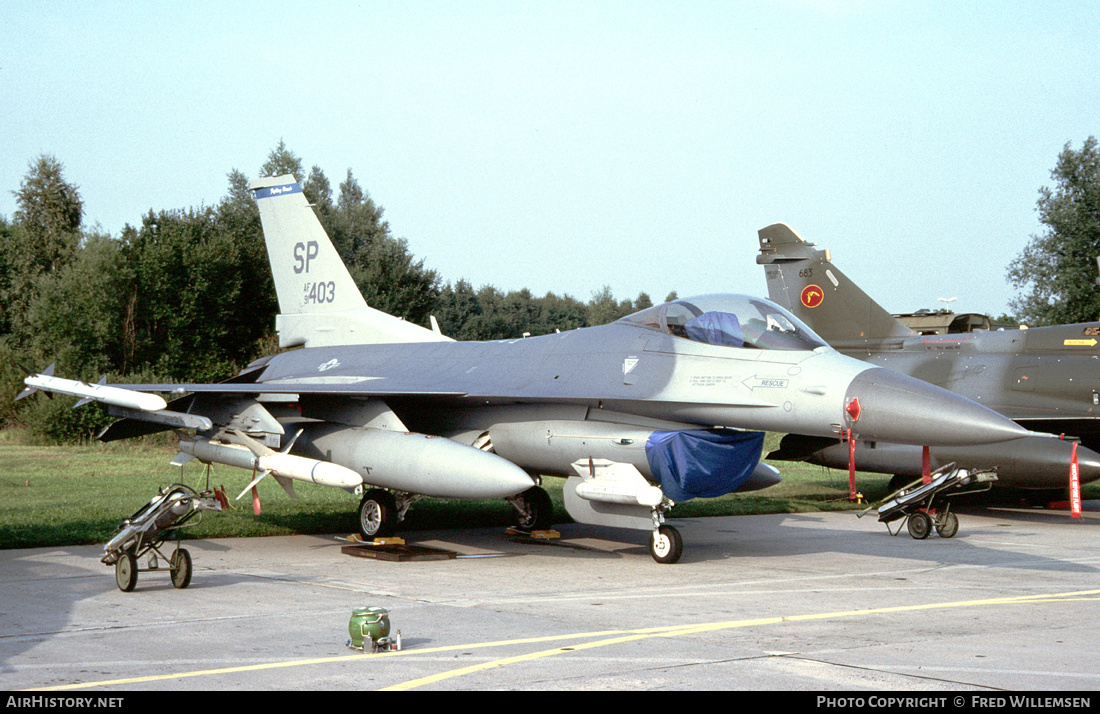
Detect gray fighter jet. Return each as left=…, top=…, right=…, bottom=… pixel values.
left=18, top=178, right=1044, bottom=563
left=757, top=223, right=1100, bottom=491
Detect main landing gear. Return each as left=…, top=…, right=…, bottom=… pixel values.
left=357, top=489, right=422, bottom=540
left=358, top=489, right=398, bottom=539
left=507, top=485, right=555, bottom=532
left=355, top=481, right=686, bottom=564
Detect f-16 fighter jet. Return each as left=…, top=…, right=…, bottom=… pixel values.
left=19, top=178, right=1044, bottom=563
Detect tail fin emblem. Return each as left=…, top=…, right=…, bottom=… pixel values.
left=801, top=285, right=824, bottom=308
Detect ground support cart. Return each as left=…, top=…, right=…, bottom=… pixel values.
left=859, top=463, right=997, bottom=539
left=102, top=483, right=224, bottom=591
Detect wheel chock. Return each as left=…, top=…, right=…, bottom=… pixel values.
left=505, top=527, right=561, bottom=540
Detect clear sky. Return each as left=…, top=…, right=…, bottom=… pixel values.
left=2, top=1, right=1097, bottom=319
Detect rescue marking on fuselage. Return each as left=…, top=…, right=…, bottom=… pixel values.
left=742, top=376, right=790, bottom=391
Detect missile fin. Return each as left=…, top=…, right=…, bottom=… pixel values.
left=272, top=474, right=298, bottom=498
left=230, top=429, right=276, bottom=458
left=280, top=428, right=304, bottom=454
left=170, top=451, right=196, bottom=467
left=236, top=468, right=270, bottom=501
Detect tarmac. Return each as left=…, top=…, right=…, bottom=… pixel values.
left=1, top=502, right=1098, bottom=692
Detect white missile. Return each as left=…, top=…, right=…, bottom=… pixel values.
left=20, top=366, right=167, bottom=412
left=178, top=437, right=365, bottom=495
left=259, top=452, right=365, bottom=491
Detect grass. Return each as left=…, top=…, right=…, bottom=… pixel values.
left=0, top=430, right=1094, bottom=550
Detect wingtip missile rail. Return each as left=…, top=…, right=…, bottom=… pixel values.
left=19, top=367, right=167, bottom=412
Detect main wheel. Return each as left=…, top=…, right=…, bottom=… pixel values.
left=907, top=512, right=932, bottom=540
left=115, top=551, right=138, bottom=592
left=935, top=511, right=959, bottom=538
left=170, top=547, right=193, bottom=589
left=513, top=486, right=554, bottom=531
left=649, top=525, right=683, bottom=564
left=358, top=489, right=397, bottom=539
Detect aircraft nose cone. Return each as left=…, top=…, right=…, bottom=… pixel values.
left=845, top=367, right=1034, bottom=447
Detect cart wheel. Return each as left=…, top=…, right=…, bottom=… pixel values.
left=907, top=512, right=932, bottom=540
left=935, top=512, right=959, bottom=538
left=170, top=547, right=193, bottom=589
left=115, top=552, right=138, bottom=592
left=650, top=525, right=683, bottom=564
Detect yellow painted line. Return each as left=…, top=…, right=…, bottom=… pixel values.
left=26, top=589, right=1100, bottom=692
left=24, top=629, right=657, bottom=692
left=383, top=589, right=1100, bottom=691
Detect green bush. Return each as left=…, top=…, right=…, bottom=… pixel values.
left=19, top=395, right=114, bottom=444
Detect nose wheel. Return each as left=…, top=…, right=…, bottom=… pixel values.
left=649, top=525, right=683, bottom=564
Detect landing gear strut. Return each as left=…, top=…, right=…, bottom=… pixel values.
left=508, top=485, right=555, bottom=532
left=647, top=501, right=682, bottom=564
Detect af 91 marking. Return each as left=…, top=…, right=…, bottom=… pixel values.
left=303, top=281, right=337, bottom=304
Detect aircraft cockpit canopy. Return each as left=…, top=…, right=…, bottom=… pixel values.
left=618, top=294, right=829, bottom=351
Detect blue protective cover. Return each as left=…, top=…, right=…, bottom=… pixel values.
left=644, top=429, right=765, bottom=502
left=684, top=311, right=744, bottom=347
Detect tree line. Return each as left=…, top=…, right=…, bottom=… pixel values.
left=0, top=142, right=661, bottom=440
left=1006, top=136, right=1100, bottom=326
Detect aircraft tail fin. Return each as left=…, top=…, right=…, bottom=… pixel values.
left=250, top=175, right=451, bottom=347
left=756, top=224, right=912, bottom=348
